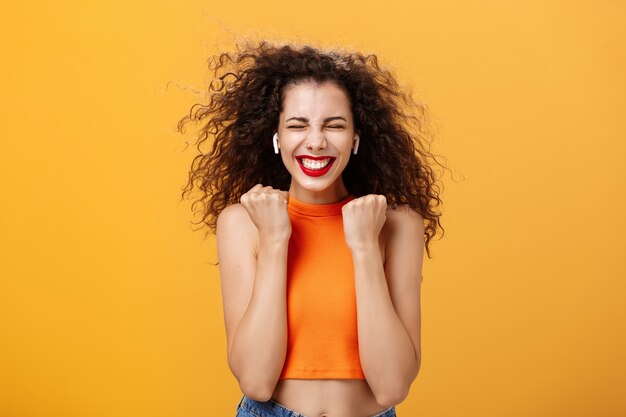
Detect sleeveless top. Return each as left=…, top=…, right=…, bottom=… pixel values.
left=278, top=193, right=366, bottom=379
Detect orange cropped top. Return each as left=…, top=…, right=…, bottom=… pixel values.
left=278, top=193, right=366, bottom=380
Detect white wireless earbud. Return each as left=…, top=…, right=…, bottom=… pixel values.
left=273, top=132, right=279, bottom=154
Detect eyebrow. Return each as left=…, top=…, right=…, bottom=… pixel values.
left=286, top=116, right=347, bottom=123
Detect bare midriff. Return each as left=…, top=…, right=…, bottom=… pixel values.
left=271, top=379, right=390, bottom=417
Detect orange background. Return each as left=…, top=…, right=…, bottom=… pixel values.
left=1, top=1, right=625, bottom=416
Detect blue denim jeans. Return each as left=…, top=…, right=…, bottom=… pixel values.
left=235, top=395, right=397, bottom=417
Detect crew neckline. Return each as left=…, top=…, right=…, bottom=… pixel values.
left=288, top=193, right=357, bottom=217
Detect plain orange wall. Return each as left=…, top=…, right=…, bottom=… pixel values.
left=1, top=0, right=625, bottom=416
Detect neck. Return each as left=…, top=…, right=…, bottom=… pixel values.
left=288, top=181, right=350, bottom=205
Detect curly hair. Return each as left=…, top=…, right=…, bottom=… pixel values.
left=177, top=40, right=449, bottom=259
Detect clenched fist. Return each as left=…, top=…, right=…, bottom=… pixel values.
left=240, top=184, right=291, bottom=241
left=341, top=194, right=387, bottom=252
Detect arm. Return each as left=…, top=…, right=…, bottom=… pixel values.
left=352, top=207, right=424, bottom=408
left=216, top=204, right=290, bottom=401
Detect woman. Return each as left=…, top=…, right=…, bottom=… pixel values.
left=178, top=41, right=446, bottom=417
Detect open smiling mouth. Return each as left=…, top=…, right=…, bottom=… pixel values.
left=297, top=157, right=336, bottom=177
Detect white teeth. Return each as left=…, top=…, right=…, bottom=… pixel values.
left=301, top=158, right=331, bottom=170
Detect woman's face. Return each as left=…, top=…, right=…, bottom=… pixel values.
left=277, top=80, right=356, bottom=202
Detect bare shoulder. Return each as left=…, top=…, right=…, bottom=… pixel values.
left=386, top=203, right=425, bottom=225
left=217, top=203, right=259, bottom=257
left=382, top=204, right=425, bottom=262
left=217, top=202, right=251, bottom=228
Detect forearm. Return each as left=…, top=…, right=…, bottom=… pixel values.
left=352, top=244, right=419, bottom=406
left=229, top=235, right=289, bottom=400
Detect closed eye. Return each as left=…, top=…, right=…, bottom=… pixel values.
left=287, top=125, right=345, bottom=129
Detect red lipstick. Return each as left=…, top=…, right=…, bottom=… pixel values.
left=296, top=156, right=336, bottom=177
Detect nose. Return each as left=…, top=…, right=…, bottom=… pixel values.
left=305, top=128, right=327, bottom=150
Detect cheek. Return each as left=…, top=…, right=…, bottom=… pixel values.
left=280, top=152, right=297, bottom=171
left=342, top=140, right=354, bottom=153
left=280, top=136, right=299, bottom=152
